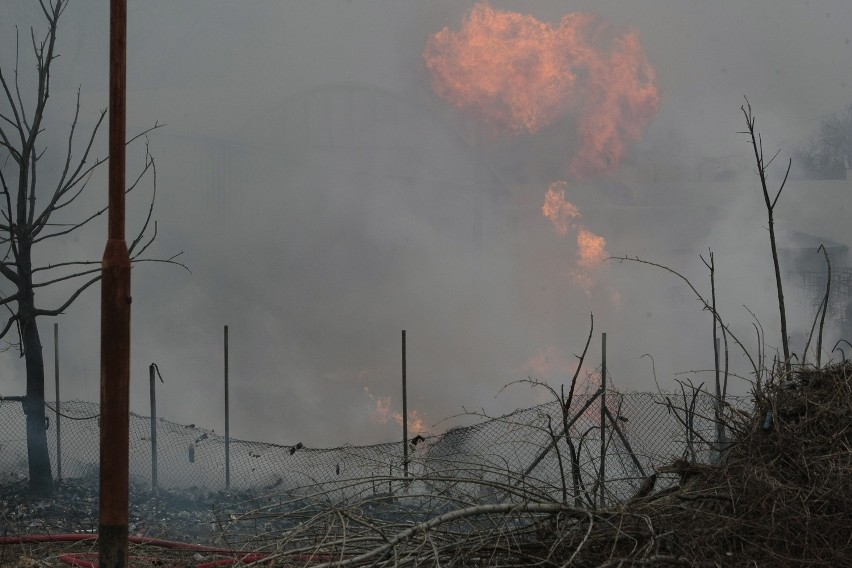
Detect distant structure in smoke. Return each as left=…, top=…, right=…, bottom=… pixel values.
left=792, top=102, right=852, bottom=181
left=590, top=145, right=852, bottom=350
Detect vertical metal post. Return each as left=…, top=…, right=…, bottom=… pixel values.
left=224, top=325, right=230, bottom=490
left=713, top=337, right=726, bottom=459
left=401, top=330, right=408, bottom=479
left=53, top=323, right=61, bottom=482
left=149, top=364, right=157, bottom=491
left=100, top=0, right=130, bottom=565
left=599, top=332, right=607, bottom=509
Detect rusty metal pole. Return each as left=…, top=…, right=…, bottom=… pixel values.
left=99, top=0, right=130, bottom=566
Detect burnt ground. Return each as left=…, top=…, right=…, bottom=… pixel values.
left=0, top=477, right=303, bottom=566
left=0, top=477, right=266, bottom=545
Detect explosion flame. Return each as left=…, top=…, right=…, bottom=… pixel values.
left=423, top=1, right=659, bottom=177
left=424, top=2, right=658, bottom=292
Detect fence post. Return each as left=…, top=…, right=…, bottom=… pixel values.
left=224, top=325, right=230, bottom=490
left=53, top=323, right=61, bottom=482
left=713, top=337, right=727, bottom=461
left=402, top=330, right=408, bottom=479
left=599, top=332, right=607, bottom=508
left=149, top=364, right=158, bottom=491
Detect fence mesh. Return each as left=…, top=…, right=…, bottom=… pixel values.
left=0, top=389, right=749, bottom=506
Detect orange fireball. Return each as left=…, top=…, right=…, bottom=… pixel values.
left=424, top=1, right=659, bottom=177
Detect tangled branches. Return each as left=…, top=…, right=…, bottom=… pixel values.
left=206, top=364, right=850, bottom=567
left=567, top=362, right=852, bottom=567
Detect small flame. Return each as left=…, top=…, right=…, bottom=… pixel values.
left=365, top=388, right=429, bottom=435
left=393, top=409, right=428, bottom=435
left=542, top=181, right=581, bottom=236
left=369, top=394, right=393, bottom=424
left=576, top=228, right=607, bottom=270
left=571, top=228, right=607, bottom=294
left=522, top=349, right=603, bottom=418
left=525, top=346, right=578, bottom=379
left=540, top=181, right=609, bottom=294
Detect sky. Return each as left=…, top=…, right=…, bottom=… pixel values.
left=1, top=0, right=850, bottom=447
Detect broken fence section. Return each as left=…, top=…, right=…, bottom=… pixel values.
left=0, top=390, right=748, bottom=507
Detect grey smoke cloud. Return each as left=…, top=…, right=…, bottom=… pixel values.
left=1, top=0, right=850, bottom=447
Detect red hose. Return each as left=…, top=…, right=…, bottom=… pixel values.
left=0, top=534, right=274, bottom=567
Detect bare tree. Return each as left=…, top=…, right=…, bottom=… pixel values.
left=740, top=99, right=792, bottom=376
left=0, top=0, right=181, bottom=496
left=794, top=102, right=852, bottom=179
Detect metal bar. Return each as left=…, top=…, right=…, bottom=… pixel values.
left=599, top=332, right=607, bottom=508
left=149, top=364, right=157, bottom=491
left=99, top=0, right=130, bottom=565
left=224, top=325, right=230, bottom=489
left=402, top=330, right=408, bottom=478
left=521, top=389, right=602, bottom=478
left=497, top=389, right=603, bottom=504
left=603, top=406, right=646, bottom=478
left=54, top=323, right=61, bottom=481
left=714, top=336, right=725, bottom=458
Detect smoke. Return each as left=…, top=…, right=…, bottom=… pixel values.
left=1, top=0, right=850, bottom=449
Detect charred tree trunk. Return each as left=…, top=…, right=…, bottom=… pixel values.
left=1, top=0, right=174, bottom=499
left=19, top=246, right=53, bottom=496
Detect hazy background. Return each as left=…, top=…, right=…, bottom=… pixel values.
left=1, top=0, right=850, bottom=446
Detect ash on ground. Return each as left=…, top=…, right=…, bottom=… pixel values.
left=0, top=477, right=280, bottom=546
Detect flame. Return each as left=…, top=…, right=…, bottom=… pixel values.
left=424, top=5, right=579, bottom=134
left=424, top=1, right=659, bottom=177
left=569, top=29, right=659, bottom=177
left=540, top=180, right=609, bottom=293
left=576, top=228, right=607, bottom=269
left=392, top=409, right=428, bottom=435
left=369, top=394, right=393, bottom=424
left=365, top=387, right=429, bottom=435
left=542, top=181, right=581, bottom=236
left=521, top=349, right=602, bottom=420
left=525, top=345, right=578, bottom=379
left=570, top=227, right=607, bottom=293
left=423, top=0, right=660, bottom=294
left=425, top=2, right=657, bottom=295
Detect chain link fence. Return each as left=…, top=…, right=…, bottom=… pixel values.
left=0, top=389, right=750, bottom=506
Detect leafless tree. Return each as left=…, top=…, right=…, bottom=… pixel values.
left=0, top=0, right=181, bottom=496
left=794, top=102, right=852, bottom=179
left=740, top=99, right=792, bottom=375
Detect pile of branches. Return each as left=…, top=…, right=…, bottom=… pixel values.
left=216, top=364, right=850, bottom=567
left=551, top=361, right=852, bottom=566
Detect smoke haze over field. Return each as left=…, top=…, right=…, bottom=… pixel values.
left=1, top=0, right=850, bottom=447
